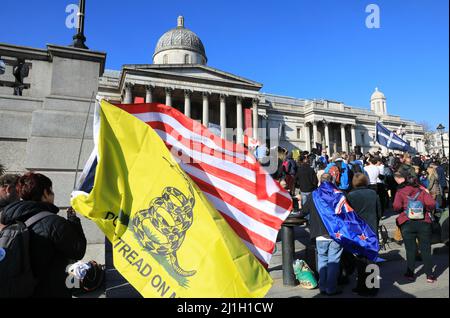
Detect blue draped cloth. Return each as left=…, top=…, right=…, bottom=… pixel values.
left=312, top=182, right=382, bottom=262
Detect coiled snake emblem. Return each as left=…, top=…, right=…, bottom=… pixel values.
left=132, top=164, right=196, bottom=278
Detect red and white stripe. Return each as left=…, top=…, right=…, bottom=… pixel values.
left=116, top=103, right=292, bottom=266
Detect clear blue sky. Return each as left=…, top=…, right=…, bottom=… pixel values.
left=1, top=0, right=448, bottom=131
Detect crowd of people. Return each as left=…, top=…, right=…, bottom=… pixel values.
left=269, top=147, right=449, bottom=296
left=1, top=147, right=448, bottom=298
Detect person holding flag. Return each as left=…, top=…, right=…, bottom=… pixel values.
left=71, top=100, right=288, bottom=298
left=301, top=173, right=381, bottom=296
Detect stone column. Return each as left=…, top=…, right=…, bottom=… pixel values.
left=324, top=122, right=330, bottom=150
left=312, top=121, right=318, bottom=146
left=165, top=88, right=172, bottom=107
left=220, top=94, right=227, bottom=139
left=184, top=90, right=191, bottom=117
left=202, top=92, right=209, bottom=127
left=304, top=123, right=311, bottom=152
left=236, top=96, right=243, bottom=144
left=351, top=124, right=356, bottom=152
left=252, top=98, right=259, bottom=140
left=341, top=124, right=347, bottom=153
left=145, top=85, right=154, bottom=103
left=123, top=83, right=133, bottom=104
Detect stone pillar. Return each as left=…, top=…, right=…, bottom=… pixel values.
left=312, top=121, right=318, bottom=146
left=123, top=83, right=133, bottom=104
left=304, top=123, right=311, bottom=152
left=220, top=94, right=227, bottom=139
left=145, top=85, right=153, bottom=103
left=324, top=122, right=330, bottom=150
left=351, top=124, right=356, bottom=152
left=165, top=88, right=172, bottom=107
left=184, top=90, right=191, bottom=117
left=202, top=92, right=209, bottom=127
left=236, top=96, right=243, bottom=144
left=252, top=98, right=259, bottom=140
left=341, top=124, right=347, bottom=153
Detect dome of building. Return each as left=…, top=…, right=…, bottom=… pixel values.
left=370, top=87, right=387, bottom=115
left=371, top=87, right=385, bottom=100
left=153, top=16, right=207, bottom=65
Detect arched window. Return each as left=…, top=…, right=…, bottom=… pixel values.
left=184, top=54, right=190, bottom=64
left=163, top=54, right=168, bottom=64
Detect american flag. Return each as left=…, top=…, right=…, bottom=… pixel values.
left=117, top=102, right=292, bottom=266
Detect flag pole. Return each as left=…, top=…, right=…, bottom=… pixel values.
left=69, top=91, right=95, bottom=216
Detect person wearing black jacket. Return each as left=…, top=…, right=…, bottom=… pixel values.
left=295, top=155, right=319, bottom=208
left=0, top=172, right=87, bottom=298
left=347, top=173, right=382, bottom=296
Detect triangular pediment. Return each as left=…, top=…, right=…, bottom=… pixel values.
left=122, top=64, right=262, bottom=90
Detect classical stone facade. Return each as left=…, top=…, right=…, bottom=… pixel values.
left=0, top=15, right=429, bottom=265
left=97, top=16, right=426, bottom=156
left=0, top=15, right=427, bottom=202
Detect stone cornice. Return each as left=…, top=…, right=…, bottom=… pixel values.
left=47, top=44, right=106, bottom=75
left=0, top=43, right=107, bottom=75
left=0, top=43, right=48, bottom=61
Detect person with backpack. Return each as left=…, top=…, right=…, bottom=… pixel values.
left=0, top=172, right=87, bottom=297
left=325, top=158, right=350, bottom=192
left=393, top=171, right=437, bottom=283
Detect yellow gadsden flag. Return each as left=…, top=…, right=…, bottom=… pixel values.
left=71, top=100, right=272, bottom=298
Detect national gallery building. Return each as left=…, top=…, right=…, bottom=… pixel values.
left=0, top=16, right=425, bottom=208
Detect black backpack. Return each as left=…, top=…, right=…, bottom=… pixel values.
left=0, top=212, right=53, bottom=298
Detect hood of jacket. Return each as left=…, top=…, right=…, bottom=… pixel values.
left=0, top=200, right=59, bottom=226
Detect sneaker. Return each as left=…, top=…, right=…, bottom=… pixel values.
left=426, top=275, right=437, bottom=283
left=404, top=269, right=415, bottom=282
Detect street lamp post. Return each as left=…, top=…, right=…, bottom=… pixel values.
left=436, top=124, right=446, bottom=157
left=71, top=0, right=88, bottom=49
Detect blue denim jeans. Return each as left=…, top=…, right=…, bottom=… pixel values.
left=301, top=192, right=312, bottom=206
left=301, top=192, right=312, bottom=221
left=316, top=239, right=343, bottom=294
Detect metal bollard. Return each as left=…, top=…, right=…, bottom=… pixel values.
left=281, top=224, right=296, bottom=286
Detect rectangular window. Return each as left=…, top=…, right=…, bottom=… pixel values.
left=297, top=127, right=301, bottom=139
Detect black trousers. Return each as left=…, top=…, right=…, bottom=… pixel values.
left=400, top=221, right=433, bottom=276
left=376, top=183, right=387, bottom=216
left=355, top=256, right=379, bottom=295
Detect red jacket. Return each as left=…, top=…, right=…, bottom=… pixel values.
left=393, top=184, right=436, bottom=225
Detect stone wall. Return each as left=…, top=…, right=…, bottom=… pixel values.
left=0, top=43, right=106, bottom=246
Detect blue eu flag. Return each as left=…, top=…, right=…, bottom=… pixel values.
left=312, top=182, right=381, bottom=262
left=376, top=122, right=411, bottom=152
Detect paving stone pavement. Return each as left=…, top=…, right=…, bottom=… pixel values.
left=74, top=209, right=448, bottom=298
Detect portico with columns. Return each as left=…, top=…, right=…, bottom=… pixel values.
left=302, top=117, right=357, bottom=153
left=98, top=64, right=263, bottom=144
left=96, top=16, right=426, bottom=155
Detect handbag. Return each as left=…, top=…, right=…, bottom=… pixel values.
left=430, top=213, right=442, bottom=245
left=293, top=259, right=318, bottom=289
left=393, top=225, right=403, bottom=242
